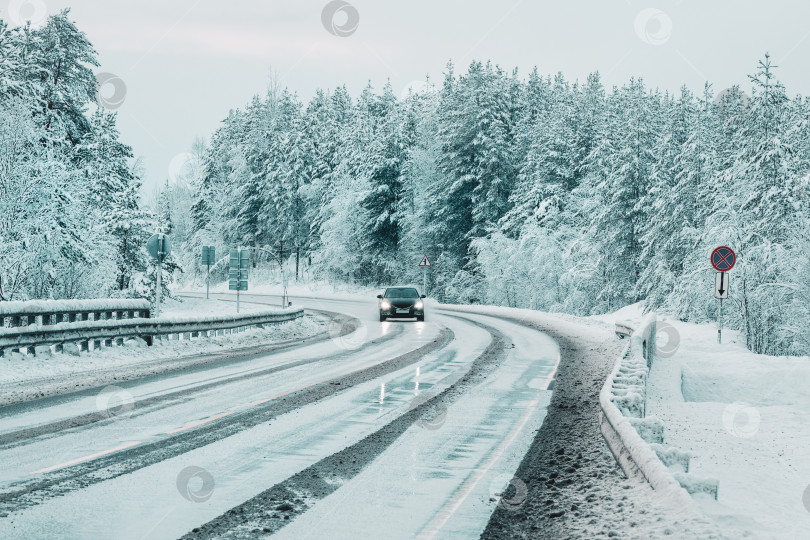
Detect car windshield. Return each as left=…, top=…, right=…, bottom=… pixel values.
left=385, top=288, right=419, bottom=299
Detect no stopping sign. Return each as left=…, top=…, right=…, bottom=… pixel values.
left=711, top=246, right=736, bottom=272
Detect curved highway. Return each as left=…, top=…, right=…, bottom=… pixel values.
left=0, top=293, right=560, bottom=539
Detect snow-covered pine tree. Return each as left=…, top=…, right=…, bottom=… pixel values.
left=724, top=55, right=806, bottom=353
left=358, top=82, right=406, bottom=283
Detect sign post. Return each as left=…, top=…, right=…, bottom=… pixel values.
left=711, top=246, right=736, bottom=344
left=202, top=246, right=216, bottom=300
left=229, top=248, right=250, bottom=313
left=147, top=233, right=172, bottom=317
left=418, top=255, right=432, bottom=296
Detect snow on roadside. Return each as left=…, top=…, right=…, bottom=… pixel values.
left=0, top=297, right=326, bottom=406
left=646, top=317, right=810, bottom=539
left=161, top=296, right=265, bottom=317
left=589, top=302, right=646, bottom=328
left=437, top=302, right=615, bottom=337
left=179, top=278, right=381, bottom=303
left=0, top=298, right=149, bottom=315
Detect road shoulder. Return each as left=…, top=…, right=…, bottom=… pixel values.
left=441, top=308, right=725, bottom=539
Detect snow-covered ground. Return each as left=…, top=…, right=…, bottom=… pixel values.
left=445, top=301, right=810, bottom=538
left=0, top=297, right=325, bottom=406
left=161, top=296, right=266, bottom=317
left=645, top=316, right=810, bottom=538
left=590, top=302, right=646, bottom=327
left=180, top=276, right=382, bottom=302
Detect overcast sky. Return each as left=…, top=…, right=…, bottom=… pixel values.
left=4, top=1, right=810, bottom=193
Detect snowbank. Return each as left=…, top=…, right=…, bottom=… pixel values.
left=590, top=301, right=646, bottom=327
left=0, top=298, right=150, bottom=317
left=645, top=316, right=810, bottom=538
left=179, top=279, right=381, bottom=303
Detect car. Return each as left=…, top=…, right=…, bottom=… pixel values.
left=377, top=287, right=426, bottom=322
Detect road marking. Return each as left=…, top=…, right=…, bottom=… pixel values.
left=166, top=411, right=234, bottom=434
left=31, top=441, right=142, bottom=475
left=416, top=393, right=546, bottom=539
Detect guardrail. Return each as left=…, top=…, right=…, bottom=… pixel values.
left=1, top=299, right=151, bottom=328
left=0, top=303, right=303, bottom=357
left=599, top=314, right=699, bottom=514
left=1, top=299, right=151, bottom=355
left=614, top=321, right=635, bottom=339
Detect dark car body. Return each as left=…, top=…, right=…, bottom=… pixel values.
left=377, top=287, right=426, bottom=321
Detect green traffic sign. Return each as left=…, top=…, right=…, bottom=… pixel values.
left=229, top=249, right=250, bottom=268
left=228, top=269, right=249, bottom=280
left=202, top=246, right=216, bottom=266
left=228, top=248, right=250, bottom=292
left=229, top=280, right=249, bottom=291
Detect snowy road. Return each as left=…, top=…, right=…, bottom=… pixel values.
left=0, top=294, right=559, bottom=539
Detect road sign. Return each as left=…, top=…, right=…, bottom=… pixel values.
left=228, top=280, right=249, bottom=291
left=711, top=246, right=736, bottom=272
left=202, top=246, right=216, bottom=266
left=715, top=272, right=729, bottom=299
left=147, top=233, right=172, bottom=260
left=230, top=249, right=250, bottom=270
left=147, top=233, right=171, bottom=317
left=228, top=269, right=249, bottom=280
left=202, top=246, right=216, bottom=300
left=711, top=251, right=734, bottom=344
left=419, top=254, right=432, bottom=296
left=229, top=249, right=250, bottom=303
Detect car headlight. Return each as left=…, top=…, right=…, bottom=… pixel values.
left=381, top=300, right=391, bottom=309
left=415, top=301, right=424, bottom=310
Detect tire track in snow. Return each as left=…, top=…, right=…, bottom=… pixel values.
left=0, top=312, right=385, bottom=449
left=0, top=327, right=454, bottom=515
left=179, top=315, right=509, bottom=539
